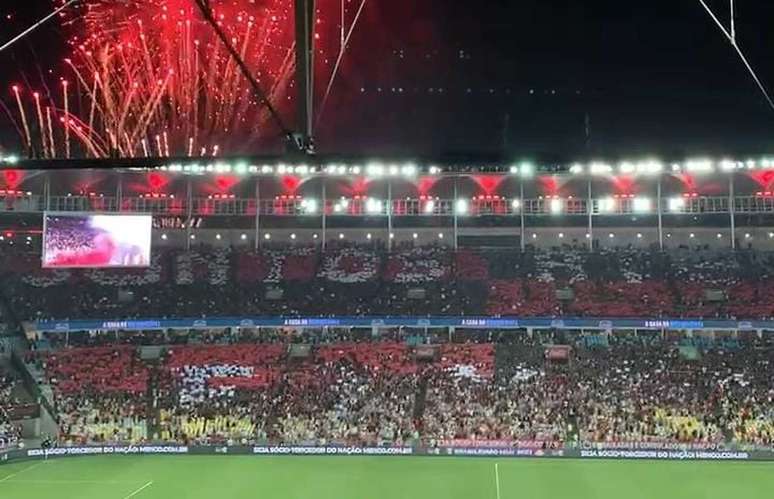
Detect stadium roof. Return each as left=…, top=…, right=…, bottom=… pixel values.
left=2, top=154, right=774, bottom=178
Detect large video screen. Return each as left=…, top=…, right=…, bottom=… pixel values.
left=43, top=213, right=152, bottom=268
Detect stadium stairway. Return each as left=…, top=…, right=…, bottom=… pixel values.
left=413, top=376, right=428, bottom=421
left=145, top=360, right=163, bottom=440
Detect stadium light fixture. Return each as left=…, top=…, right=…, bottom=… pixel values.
left=685, top=159, right=714, bottom=173
left=412, top=233, right=418, bottom=239
left=301, top=199, right=318, bottom=214
left=366, top=162, right=385, bottom=177
left=619, top=162, right=636, bottom=174
left=633, top=197, right=651, bottom=213
left=745, top=233, right=752, bottom=239
left=720, top=159, right=736, bottom=172
left=558, top=233, right=564, bottom=238
left=424, top=200, right=436, bottom=214
left=590, top=162, right=612, bottom=175
left=598, top=197, right=615, bottom=213
left=717, top=233, right=723, bottom=238
left=569, top=164, right=584, bottom=175
left=389, top=233, right=395, bottom=239
left=339, top=233, right=345, bottom=239
left=549, top=198, right=562, bottom=214
left=264, top=233, right=271, bottom=240
left=511, top=199, right=521, bottom=210
left=366, top=233, right=372, bottom=240
left=240, top=234, right=247, bottom=240
left=290, top=233, right=297, bottom=240
left=455, top=199, right=469, bottom=215
left=365, top=198, right=383, bottom=215
left=637, top=233, right=643, bottom=239
left=608, top=233, right=615, bottom=238
left=438, top=233, right=444, bottom=239
left=519, top=162, right=534, bottom=178
left=668, top=197, right=685, bottom=212
left=689, top=233, right=695, bottom=238
left=637, top=160, right=663, bottom=175
left=215, top=233, right=222, bottom=240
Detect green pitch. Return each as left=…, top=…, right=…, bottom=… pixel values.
left=1, top=456, right=773, bottom=499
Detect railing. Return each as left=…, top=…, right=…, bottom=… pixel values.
left=2, top=194, right=773, bottom=216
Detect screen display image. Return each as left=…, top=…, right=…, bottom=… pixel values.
left=42, top=213, right=152, bottom=268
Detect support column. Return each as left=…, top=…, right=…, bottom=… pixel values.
left=43, top=173, right=50, bottom=211
left=729, top=174, right=736, bottom=250
left=116, top=175, right=123, bottom=213
left=294, top=0, right=315, bottom=151
left=453, top=178, right=459, bottom=251
left=387, top=180, right=393, bottom=251
left=657, top=177, right=664, bottom=250
left=185, top=178, right=193, bottom=250
left=321, top=180, right=327, bottom=250
left=519, top=177, right=525, bottom=252
left=260, top=177, right=261, bottom=252
left=587, top=178, right=593, bottom=250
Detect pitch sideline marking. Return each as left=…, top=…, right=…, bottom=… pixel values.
left=2, top=479, right=140, bottom=484
left=0, top=462, right=43, bottom=483
left=494, top=462, right=501, bottom=499
left=123, top=480, right=154, bottom=499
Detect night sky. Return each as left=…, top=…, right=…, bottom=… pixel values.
left=1, top=0, right=774, bottom=159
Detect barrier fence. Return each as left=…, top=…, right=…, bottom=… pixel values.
left=2, top=444, right=773, bottom=464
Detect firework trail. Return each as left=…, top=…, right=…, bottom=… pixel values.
left=10, top=0, right=320, bottom=158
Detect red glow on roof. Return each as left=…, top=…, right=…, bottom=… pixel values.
left=675, top=173, right=697, bottom=192
left=281, top=175, right=301, bottom=194
left=147, top=172, right=168, bottom=191
left=750, top=170, right=774, bottom=190
left=610, top=175, right=636, bottom=195
left=3, top=170, right=21, bottom=188
left=538, top=175, right=560, bottom=196
left=416, top=176, right=438, bottom=196
left=472, top=175, right=503, bottom=195
left=214, top=175, right=238, bottom=192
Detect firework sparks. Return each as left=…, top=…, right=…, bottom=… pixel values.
left=10, top=0, right=298, bottom=158
left=7, top=0, right=367, bottom=158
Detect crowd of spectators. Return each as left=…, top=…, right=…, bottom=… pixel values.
left=26, top=330, right=774, bottom=448
left=0, top=367, right=22, bottom=448
left=5, top=244, right=774, bottom=321
left=42, top=217, right=99, bottom=260
left=39, top=347, right=149, bottom=444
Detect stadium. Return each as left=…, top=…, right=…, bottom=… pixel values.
left=1, top=1, right=774, bottom=499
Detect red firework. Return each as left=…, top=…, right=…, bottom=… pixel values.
left=9, top=0, right=366, bottom=158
